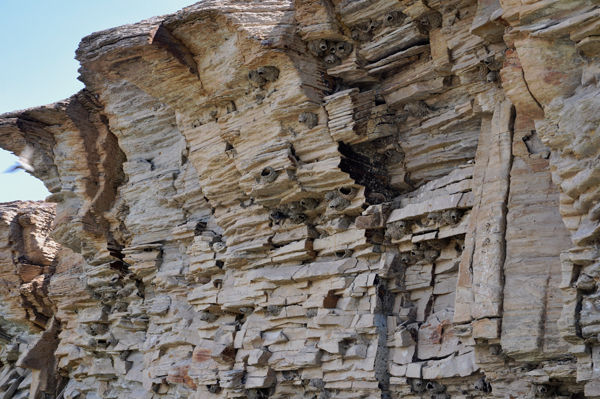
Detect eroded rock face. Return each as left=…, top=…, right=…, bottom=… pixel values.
left=0, top=201, right=80, bottom=399
left=1, top=1, right=600, bottom=398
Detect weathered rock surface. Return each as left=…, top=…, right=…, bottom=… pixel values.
left=1, top=1, right=600, bottom=398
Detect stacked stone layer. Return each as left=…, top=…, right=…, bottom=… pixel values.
left=1, top=1, right=600, bottom=398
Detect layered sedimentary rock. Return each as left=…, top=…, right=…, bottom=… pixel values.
left=1, top=0, right=600, bottom=398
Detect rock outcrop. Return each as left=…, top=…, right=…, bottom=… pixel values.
left=1, top=1, right=600, bottom=398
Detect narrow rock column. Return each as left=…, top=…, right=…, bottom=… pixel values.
left=500, top=114, right=572, bottom=359
left=456, top=99, right=514, bottom=323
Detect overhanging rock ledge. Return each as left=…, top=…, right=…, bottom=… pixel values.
left=1, top=1, right=600, bottom=398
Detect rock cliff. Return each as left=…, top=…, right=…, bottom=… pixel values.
left=1, top=1, right=600, bottom=398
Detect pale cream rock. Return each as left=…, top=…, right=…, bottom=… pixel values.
left=472, top=318, right=501, bottom=340
left=0, top=1, right=598, bottom=398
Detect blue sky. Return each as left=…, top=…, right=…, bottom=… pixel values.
left=0, top=0, right=195, bottom=202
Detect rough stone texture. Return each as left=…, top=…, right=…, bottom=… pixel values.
left=1, top=1, right=600, bottom=398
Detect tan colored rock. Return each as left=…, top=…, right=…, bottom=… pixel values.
left=1, top=1, right=599, bottom=398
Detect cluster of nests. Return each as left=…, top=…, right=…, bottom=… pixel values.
left=370, top=135, right=405, bottom=166
left=478, top=55, right=504, bottom=84
left=366, top=100, right=430, bottom=122
left=386, top=209, right=464, bottom=241
left=240, top=305, right=286, bottom=318
left=411, top=377, right=495, bottom=398
left=351, top=10, right=406, bottom=42
left=91, top=281, right=137, bottom=308
left=398, top=240, right=446, bottom=266
left=247, top=66, right=280, bottom=88
left=85, top=322, right=119, bottom=351
left=307, top=10, right=443, bottom=69
left=403, top=100, right=431, bottom=118
left=350, top=10, right=443, bottom=43
left=308, top=39, right=354, bottom=68
left=267, top=186, right=359, bottom=226
left=203, top=355, right=328, bottom=397
left=325, top=186, right=358, bottom=211
left=268, top=197, right=320, bottom=225
left=410, top=379, right=450, bottom=399
left=85, top=283, right=141, bottom=351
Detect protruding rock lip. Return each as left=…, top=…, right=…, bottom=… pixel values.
left=76, top=17, right=165, bottom=64
left=74, top=2, right=237, bottom=65
left=0, top=99, right=71, bottom=126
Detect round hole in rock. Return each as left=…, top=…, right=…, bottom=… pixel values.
left=261, top=168, right=272, bottom=176
left=335, top=250, right=346, bottom=258
left=216, top=260, right=224, bottom=269
left=339, top=186, right=352, bottom=195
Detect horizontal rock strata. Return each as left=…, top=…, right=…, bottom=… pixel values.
left=1, top=1, right=600, bottom=399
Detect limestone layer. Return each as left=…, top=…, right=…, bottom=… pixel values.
left=1, top=1, right=600, bottom=398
